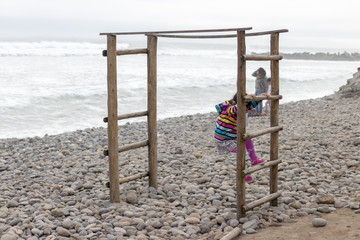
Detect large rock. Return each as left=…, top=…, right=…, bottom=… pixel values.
left=0, top=234, right=18, bottom=240
left=312, top=218, right=327, bottom=227
left=317, top=194, right=335, bottom=204
left=337, top=70, right=360, bottom=98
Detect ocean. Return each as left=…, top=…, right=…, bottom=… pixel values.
left=0, top=39, right=359, bottom=139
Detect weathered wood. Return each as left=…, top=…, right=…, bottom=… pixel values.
left=147, top=35, right=158, bottom=189
left=103, top=110, right=148, bottom=122
left=116, top=48, right=148, bottom=55
left=246, top=29, right=289, bottom=37
left=100, top=27, right=252, bottom=36
left=236, top=30, right=247, bottom=219
left=119, top=172, right=149, bottom=184
left=270, top=33, right=280, bottom=206
left=138, top=30, right=288, bottom=39
left=119, top=140, right=149, bottom=153
left=243, top=159, right=282, bottom=175
left=243, top=126, right=283, bottom=140
left=100, top=27, right=287, bottom=212
left=244, top=95, right=282, bottom=101
left=103, top=48, right=148, bottom=56
left=105, top=172, right=149, bottom=187
left=152, top=31, right=288, bottom=39
left=100, top=28, right=288, bottom=39
left=106, top=34, right=120, bottom=203
left=103, top=140, right=149, bottom=156
left=243, top=192, right=282, bottom=212
left=220, top=227, right=243, bottom=240
left=153, top=34, right=240, bottom=39
left=242, top=54, right=282, bottom=61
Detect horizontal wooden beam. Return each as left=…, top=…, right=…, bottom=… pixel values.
left=243, top=159, right=282, bottom=175
left=105, top=172, right=149, bottom=187
left=118, top=140, right=149, bottom=153
left=244, top=95, right=282, bottom=101
left=104, top=110, right=148, bottom=122
left=151, top=29, right=288, bottom=39
left=102, top=48, right=148, bottom=57
left=243, top=191, right=282, bottom=212
left=100, top=27, right=252, bottom=36
left=246, top=29, right=289, bottom=37
left=152, top=34, right=237, bottom=39
left=104, top=140, right=149, bottom=156
left=243, top=126, right=283, bottom=140
left=100, top=29, right=288, bottom=39
left=242, top=54, right=283, bottom=61
left=119, top=172, right=149, bottom=184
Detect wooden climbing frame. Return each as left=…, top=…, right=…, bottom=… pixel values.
left=100, top=27, right=288, bottom=218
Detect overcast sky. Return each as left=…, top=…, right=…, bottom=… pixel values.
left=1, top=0, right=359, bottom=51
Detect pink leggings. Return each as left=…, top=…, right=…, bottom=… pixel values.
left=231, top=139, right=257, bottom=161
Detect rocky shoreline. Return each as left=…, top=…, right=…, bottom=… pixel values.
left=1, top=93, right=360, bottom=240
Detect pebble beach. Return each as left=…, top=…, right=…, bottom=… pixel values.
left=0, top=93, right=360, bottom=240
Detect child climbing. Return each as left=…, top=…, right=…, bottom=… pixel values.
left=214, top=92, right=270, bottom=182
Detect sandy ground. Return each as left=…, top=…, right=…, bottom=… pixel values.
left=237, top=208, right=360, bottom=240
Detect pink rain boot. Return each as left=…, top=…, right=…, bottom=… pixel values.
left=251, top=157, right=266, bottom=166
left=246, top=139, right=266, bottom=166
left=245, top=175, right=253, bottom=182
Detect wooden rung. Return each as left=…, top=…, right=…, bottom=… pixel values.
left=104, top=110, right=148, bottom=122
left=118, top=140, right=149, bottom=153
left=105, top=172, right=149, bottom=187
left=243, top=126, right=283, bottom=140
left=104, top=140, right=149, bottom=156
left=244, top=95, right=282, bottom=101
left=117, top=48, right=148, bottom=56
left=242, top=54, right=282, bottom=61
left=119, top=172, right=149, bottom=184
left=102, top=48, right=148, bottom=57
left=243, top=159, right=282, bottom=175
left=243, top=191, right=282, bottom=212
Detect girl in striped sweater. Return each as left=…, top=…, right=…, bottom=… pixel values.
left=214, top=92, right=270, bottom=182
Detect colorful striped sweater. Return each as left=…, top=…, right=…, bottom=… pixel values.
left=214, top=99, right=260, bottom=142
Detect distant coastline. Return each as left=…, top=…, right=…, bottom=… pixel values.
left=253, top=51, right=360, bottom=61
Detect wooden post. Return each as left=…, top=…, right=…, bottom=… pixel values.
left=147, top=35, right=158, bottom=188
left=106, top=34, right=120, bottom=203
left=270, top=33, right=280, bottom=206
left=236, top=30, right=247, bottom=218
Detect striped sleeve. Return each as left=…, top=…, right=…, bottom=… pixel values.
left=246, top=100, right=262, bottom=110
left=215, top=104, right=222, bottom=115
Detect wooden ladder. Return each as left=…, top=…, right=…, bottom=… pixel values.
left=103, top=34, right=158, bottom=203
left=236, top=30, right=286, bottom=218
